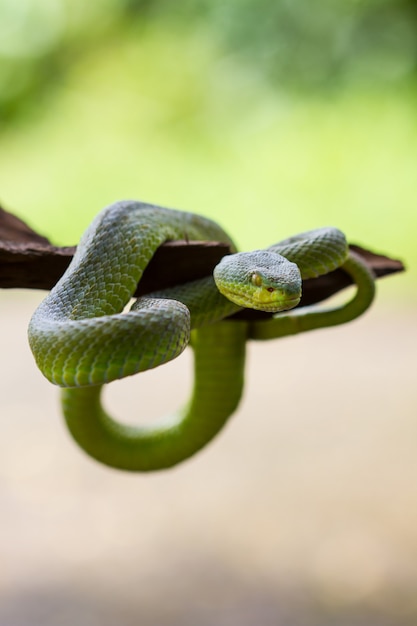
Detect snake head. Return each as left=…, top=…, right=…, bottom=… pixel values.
left=213, top=250, right=302, bottom=313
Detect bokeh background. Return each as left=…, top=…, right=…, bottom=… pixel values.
left=0, top=1, right=416, bottom=625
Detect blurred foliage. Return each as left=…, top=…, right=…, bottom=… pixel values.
left=1, top=0, right=417, bottom=124
left=0, top=0, right=414, bottom=300
left=153, top=0, right=417, bottom=88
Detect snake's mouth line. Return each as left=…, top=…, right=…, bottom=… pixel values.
left=252, top=290, right=301, bottom=311
left=281, top=294, right=302, bottom=307
left=222, top=287, right=301, bottom=312
left=267, top=296, right=301, bottom=312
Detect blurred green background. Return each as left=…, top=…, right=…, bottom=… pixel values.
left=1, top=2, right=416, bottom=626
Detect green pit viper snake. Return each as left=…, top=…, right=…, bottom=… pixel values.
left=28, top=200, right=376, bottom=472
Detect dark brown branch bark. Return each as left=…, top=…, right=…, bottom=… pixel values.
left=0, top=205, right=405, bottom=321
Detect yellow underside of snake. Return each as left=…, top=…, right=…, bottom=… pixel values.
left=28, top=201, right=376, bottom=471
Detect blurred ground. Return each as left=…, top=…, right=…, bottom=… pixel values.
left=0, top=289, right=416, bottom=626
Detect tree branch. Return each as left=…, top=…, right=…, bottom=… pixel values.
left=0, top=205, right=405, bottom=321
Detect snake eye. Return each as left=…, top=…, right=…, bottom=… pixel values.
left=266, top=287, right=275, bottom=293
left=251, top=272, right=263, bottom=287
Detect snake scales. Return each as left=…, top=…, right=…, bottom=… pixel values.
left=28, top=201, right=375, bottom=471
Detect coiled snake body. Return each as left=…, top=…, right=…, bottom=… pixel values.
left=28, top=201, right=375, bottom=471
